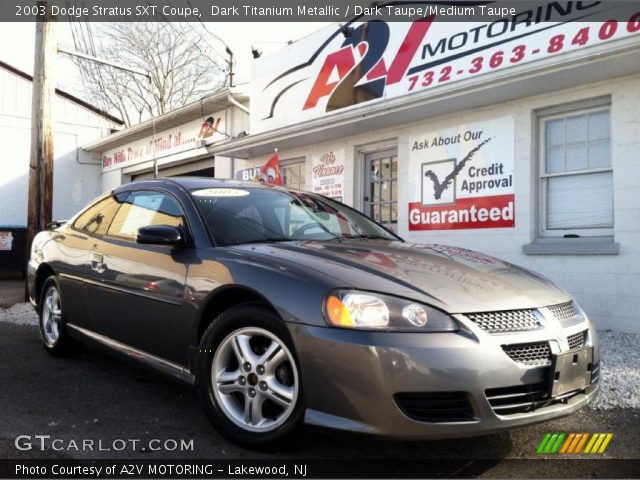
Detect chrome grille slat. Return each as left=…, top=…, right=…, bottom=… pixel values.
left=486, top=390, right=546, bottom=401
left=486, top=382, right=586, bottom=415
left=591, top=362, right=600, bottom=384
left=502, top=342, right=552, bottom=366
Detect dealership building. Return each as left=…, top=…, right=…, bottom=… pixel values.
left=85, top=12, right=640, bottom=332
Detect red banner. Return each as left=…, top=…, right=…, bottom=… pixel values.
left=256, top=152, right=283, bottom=186
left=408, top=194, right=515, bottom=231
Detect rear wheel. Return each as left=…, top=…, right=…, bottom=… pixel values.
left=196, top=305, right=304, bottom=450
left=38, top=276, right=81, bottom=356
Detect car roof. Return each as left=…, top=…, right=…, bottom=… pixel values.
left=113, top=177, right=287, bottom=194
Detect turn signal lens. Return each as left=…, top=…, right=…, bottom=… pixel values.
left=325, top=295, right=353, bottom=327
left=402, top=304, right=428, bottom=327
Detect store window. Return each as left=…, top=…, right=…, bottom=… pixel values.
left=281, top=158, right=306, bottom=190
left=539, top=102, right=613, bottom=237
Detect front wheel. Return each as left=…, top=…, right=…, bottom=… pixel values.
left=196, top=305, right=304, bottom=450
left=38, top=276, right=81, bottom=356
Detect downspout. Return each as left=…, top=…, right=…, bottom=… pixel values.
left=227, top=94, right=249, bottom=115
left=227, top=94, right=248, bottom=179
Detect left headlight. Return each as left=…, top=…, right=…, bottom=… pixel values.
left=323, top=290, right=458, bottom=332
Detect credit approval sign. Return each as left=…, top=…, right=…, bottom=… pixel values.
left=250, top=3, right=640, bottom=133
left=408, top=116, right=515, bottom=231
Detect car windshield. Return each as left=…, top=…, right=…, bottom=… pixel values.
left=191, top=187, right=398, bottom=246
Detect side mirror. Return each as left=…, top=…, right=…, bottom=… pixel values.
left=136, top=225, right=183, bottom=245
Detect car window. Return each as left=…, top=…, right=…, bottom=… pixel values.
left=107, top=190, right=185, bottom=241
left=72, top=196, right=122, bottom=236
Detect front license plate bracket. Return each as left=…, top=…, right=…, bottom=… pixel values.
left=549, top=347, right=593, bottom=398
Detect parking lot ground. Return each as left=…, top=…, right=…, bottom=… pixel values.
left=1, top=320, right=639, bottom=478
left=0, top=280, right=24, bottom=308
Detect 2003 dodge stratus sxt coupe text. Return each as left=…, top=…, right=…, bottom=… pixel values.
left=28, top=178, right=600, bottom=449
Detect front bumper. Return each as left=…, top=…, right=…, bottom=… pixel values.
left=288, top=317, right=599, bottom=439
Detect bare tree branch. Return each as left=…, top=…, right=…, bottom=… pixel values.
left=71, top=22, right=225, bottom=127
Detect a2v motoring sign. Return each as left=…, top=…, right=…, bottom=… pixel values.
left=408, top=115, right=515, bottom=231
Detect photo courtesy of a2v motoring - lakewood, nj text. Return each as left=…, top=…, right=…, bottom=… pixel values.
left=0, top=1, right=640, bottom=479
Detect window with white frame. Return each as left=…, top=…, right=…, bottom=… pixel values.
left=539, top=102, right=613, bottom=237
left=280, top=158, right=306, bottom=190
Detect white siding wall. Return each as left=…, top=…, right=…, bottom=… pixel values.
left=242, top=74, right=640, bottom=333
left=101, top=168, right=124, bottom=194
left=0, top=66, right=115, bottom=226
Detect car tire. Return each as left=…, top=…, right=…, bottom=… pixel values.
left=196, top=304, right=305, bottom=450
left=38, top=276, right=81, bottom=357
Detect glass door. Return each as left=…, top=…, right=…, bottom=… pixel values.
left=364, top=149, right=398, bottom=232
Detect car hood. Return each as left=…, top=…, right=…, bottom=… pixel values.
left=233, top=240, right=570, bottom=314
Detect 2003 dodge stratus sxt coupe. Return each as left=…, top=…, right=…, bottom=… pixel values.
left=29, top=178, right=599, bottom=449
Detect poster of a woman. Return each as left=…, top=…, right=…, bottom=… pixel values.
left=198, top=116, right=222, bottom=138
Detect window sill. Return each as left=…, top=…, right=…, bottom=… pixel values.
left=522, top=237, right=619, bottom=255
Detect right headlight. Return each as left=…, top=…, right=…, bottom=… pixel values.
left=323, top=290, right=458, bottom=332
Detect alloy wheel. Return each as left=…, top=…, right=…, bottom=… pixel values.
left=42, top=286, right=62, bottom=345
left=211, top=327, right=298, bottom=432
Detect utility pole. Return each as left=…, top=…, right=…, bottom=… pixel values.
left=226, top=46, right=234, bottom=87
left=27, top=0, right=55, bottom=256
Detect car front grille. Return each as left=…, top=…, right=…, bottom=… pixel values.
left=394, top=392, right=475, bottom=423
left=466, top=301, right=586, bottom=334
left=485, top=382, right=584, bottom=415
left=502, top=342, right=552, bottom=366
left=567, top=330, right=588, bottom=350
left=548, top=301, right=585, bottom=327
left=465, top=309, right=541, bottom=333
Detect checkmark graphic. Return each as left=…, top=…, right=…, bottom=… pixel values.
left=424, top=137, right=492, bottom=200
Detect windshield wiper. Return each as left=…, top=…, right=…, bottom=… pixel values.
left=345, top=234, right=392, bottom=240
left=234, top=237, right=294, bottom=245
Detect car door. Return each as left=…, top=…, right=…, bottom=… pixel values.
left=54, top=195, right=122, bottom=332
left=85, top=189, right=191, bottom=364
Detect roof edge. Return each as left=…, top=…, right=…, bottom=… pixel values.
left=0, top=59, right=124, bottom=125
left=82, top=88, right=248, bottom=152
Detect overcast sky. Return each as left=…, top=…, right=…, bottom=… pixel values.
left=0, top=21, right=329, bottom=97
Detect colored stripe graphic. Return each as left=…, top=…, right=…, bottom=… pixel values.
left=574, top=433, right=589, bottom=453
left=538, top=433, right=613, bottom=454
left=560, top=433, right=575, bottom=454
left=584, top=434, right=599, bottom=453
left=544, top=433, right=559, bottom=453
left=537, top=433, right=552, bottom=454
left=551, top=433, right=566, bottom=453
left=598, top=433, right=614, bottom=453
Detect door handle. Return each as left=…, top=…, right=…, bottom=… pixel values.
left=90, top=253, right=106, bottom=273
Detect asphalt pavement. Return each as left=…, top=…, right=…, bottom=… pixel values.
left=1, top=320, right=639, bottom=478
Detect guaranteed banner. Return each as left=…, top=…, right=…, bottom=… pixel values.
left=408, top=115, right=515, bottom=231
